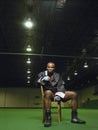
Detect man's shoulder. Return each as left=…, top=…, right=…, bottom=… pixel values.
left=54, top=71, right=60, bottom=74
left=54, top=72, right=60, bottom=76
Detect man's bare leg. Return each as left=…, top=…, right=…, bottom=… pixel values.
left=65, top=91, right=86, bottom=124
left=44, top=90, right=52, bottom=127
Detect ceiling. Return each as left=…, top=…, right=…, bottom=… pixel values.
left=0, top=0, right=98, bottom=90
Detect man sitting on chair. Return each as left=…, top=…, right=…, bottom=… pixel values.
left=37, top=62, right=86, bottom=127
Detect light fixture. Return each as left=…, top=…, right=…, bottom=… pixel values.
left=27, top=69, right=31, bottom=74
left=84, top=62, right=88, bottom=68
left=24, top=18, right=34, bottom=29
left=27, top=80, right=30, bottom=84
left=57, top=0, right=67, bottom=8
left=27, top=76, right=31, bottom=79
left=82, top=49, right=88, bottom=68
left=74, top=70, right=78, bottom=75
left=26, top=45, right=32, bottom=52
left=67, top=76, right=70, bottom=81
left=26, top=57, right=31, bottom=64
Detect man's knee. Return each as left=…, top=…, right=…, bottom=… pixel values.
left=72, top=91, right=77, bottom=98
left=65, top=91, right=77, bottom=99
left=44, top=90, right=52, bottom=99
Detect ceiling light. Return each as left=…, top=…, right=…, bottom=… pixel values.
left=27, top=80, right=30, bottom=84
left=27, top=69, right=31, bottom=74
left=67, top=76, right=70, bottom=81
left=57, top=0, right=67, bottom=8
left=84, top=62, right=88, bottom=68
left=24, top=18, right=34, bottom=29
left=26, top=45, right=32, bottom=52
left=26, top=58, right=31, bottom=64
left=74, top=70, right=78, bottom=75
left=27, top=76, right=31, bottom=79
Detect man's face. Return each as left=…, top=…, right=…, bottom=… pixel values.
left=47, top=63, right=55, bottom=73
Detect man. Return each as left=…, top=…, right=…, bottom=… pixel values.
left=37, top=62, right=86, bottom=127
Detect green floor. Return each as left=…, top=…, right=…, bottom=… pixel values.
left=0, top=108, right=98, bottom=130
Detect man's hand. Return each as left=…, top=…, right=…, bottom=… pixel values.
left=42, top=76, right=50, bottom=81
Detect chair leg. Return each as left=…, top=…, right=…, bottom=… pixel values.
left=42, top=96, right=45, bottom=123
left=42, top=106, right=45, bottom=123
left=58, top=101, right=61, bottom=123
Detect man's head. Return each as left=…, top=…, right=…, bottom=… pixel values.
left=46, top=62, right=55, bottom=73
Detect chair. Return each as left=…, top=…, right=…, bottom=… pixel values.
left=40, top=85, right=62, bottom=123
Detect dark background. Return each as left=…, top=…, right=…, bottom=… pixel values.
left=0, top=0, right=98, bottom=90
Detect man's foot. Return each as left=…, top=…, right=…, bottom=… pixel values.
left=44, top=109, right=51, bottom=127
left=71, top=118, right=86, bottom=124
left=44, top=120, right=51, bottom=127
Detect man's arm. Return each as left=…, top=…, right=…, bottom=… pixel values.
left=50, top=73, right=60, bottom=87
left=37, top=71, right=50, bottom=85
